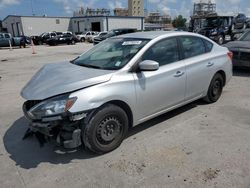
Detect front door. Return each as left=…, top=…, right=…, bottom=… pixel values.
left=133, top=37, right=186, bottom=122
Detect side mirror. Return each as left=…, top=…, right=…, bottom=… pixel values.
left=139, top=60, right=159, bottom=71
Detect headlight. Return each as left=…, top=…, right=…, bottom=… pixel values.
left=28, top=95, right=77, bottom=119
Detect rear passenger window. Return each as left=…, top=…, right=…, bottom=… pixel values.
left=203, top=39, right=213, bottom=52
left=180, top=37, right=206, bottom=59
left=142, top=38, right=179, bottom=66
left=0, top=34, right=3, bottom=39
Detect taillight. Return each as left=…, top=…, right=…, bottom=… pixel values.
left=227, top=51, right=233, bottom=61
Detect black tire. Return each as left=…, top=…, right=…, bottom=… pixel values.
left=81, top=38, right=85, bottom=42
left=232, top=23, right=235, bottom=31
left=243, top=23, right=247, bottom=30
left=82, top=104, right=129, bottom=154
left=203, top=74, right=224, bottom=103
left=217, top=35, right=224, bottom=45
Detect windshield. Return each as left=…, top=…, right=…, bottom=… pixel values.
left=40, top=32, right=46, bottom=37
left=73, top=38, right=149, bottom=70
left=103, top=31, right=116, bottom=38
left=204, top=17, right=219, bottom=27
left=239, top=31, right=250, bottom=41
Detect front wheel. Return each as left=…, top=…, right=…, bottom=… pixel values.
left=242, top=23, right=247, bottom=30
left=82, top=104, right=129, bottom=154
left=71, top=40, right=76, bottom=45
left=81, top=38, right=85, bottom=42
left=217, top=35, right=224, bottom=45
left=203, top=74, right=224, bottom=103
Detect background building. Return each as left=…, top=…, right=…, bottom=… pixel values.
left=114, top=8, right=129, bottom=16
left=144, top=11, right=171, bottom=30
left=128, top=0, right=144, bottom=17
left=193, top=0, right=216, bottom=17
left=73, top=7, right=111, bottom=17
left=3, top=15, right=71, bottom=36
left=191, top=0, right=217, bottom=31
left=3, top=15, right=144, bottom=36
left=72, top=16, right=144, bottom=32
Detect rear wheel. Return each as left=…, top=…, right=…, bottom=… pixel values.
left=82, top=104, right=128, bottom=154
left=203, top=74, right=224, bottom=103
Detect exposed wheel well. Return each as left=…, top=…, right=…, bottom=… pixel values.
left=106, top=100, right=133, bottom=128
left=216, top=70, right=226, bottom=86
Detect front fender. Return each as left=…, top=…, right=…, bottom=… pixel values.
left=68, top=74, right=137, bottom=122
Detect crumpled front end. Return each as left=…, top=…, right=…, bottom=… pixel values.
left=22, top=99, right=90, bottom=149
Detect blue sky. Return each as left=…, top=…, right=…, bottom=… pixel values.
left=0, top=0, right=249, bottom=20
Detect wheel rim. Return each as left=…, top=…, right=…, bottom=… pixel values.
left=212, top=79, right=222, bottom=97
left=96, top=116, right=122, bottom=145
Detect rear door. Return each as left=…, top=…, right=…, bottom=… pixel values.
left=179, top=36, right=214, bottom=101
left=133, top=37, right=186, bottom=121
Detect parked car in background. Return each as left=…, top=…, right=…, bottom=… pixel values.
left=224, top=30, right=250, bottom=68
left=87, top=31, right=108, bottom=43
left=21, top=31, right=232, bottom=154
left=75, top=31, right=86, bottom=42
left=198, top=14, right=234, bottom=45
left=76, top=31, right=98, bottom=42
left=0, top=33, right=28, bottom=48
left=46, top=33, right=79, bottom=46
left=31, top=32, right=57, bottom=45
left=232, top=13, right=250, bottom=30
left=93, top=28, right=137, bottom=45
left=63, top=31, right=73, bottom=35
left=85, top=32, right=99, bottom=42
left=19, top=35, right=31, bottom=46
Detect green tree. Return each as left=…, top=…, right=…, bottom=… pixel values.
left=172, top=15, right=187, bottom=28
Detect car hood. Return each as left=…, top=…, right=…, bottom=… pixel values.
left=224, top=41, right=250, bottom=49
left=21, top=61, right=114, bottom=100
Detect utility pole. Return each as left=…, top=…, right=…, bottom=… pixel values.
left=31, top=0, right=35, bottom=16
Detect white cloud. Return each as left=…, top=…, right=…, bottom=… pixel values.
left=53, top=0, right=98, bottom=14
left=108, top=1, right=124, bottom=9
left=0, top=0, right=20, bottom=8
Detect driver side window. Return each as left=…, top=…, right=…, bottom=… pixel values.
left=142, top=38, right=179, bottom=66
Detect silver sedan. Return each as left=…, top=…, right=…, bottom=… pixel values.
left=21, top=31, right=233, bottom=154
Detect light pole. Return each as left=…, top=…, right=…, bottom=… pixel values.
left=31, top=0, right=35, bottom=16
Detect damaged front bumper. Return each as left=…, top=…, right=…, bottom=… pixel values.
left=22, top=100, right=89, bottom=149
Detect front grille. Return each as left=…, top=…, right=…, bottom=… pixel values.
left=232, top=51, right=240, bottom=60
left=240, top=52, right=250, bottom=61
left=232, top=51, right=250, bottom=61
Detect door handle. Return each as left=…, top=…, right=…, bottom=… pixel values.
left=174, top=71, right=184, bottom=77
left=207, top=62, right=214, bottom=67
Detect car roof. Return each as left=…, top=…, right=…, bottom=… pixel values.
left=115, top=31, right=199, bottom=40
